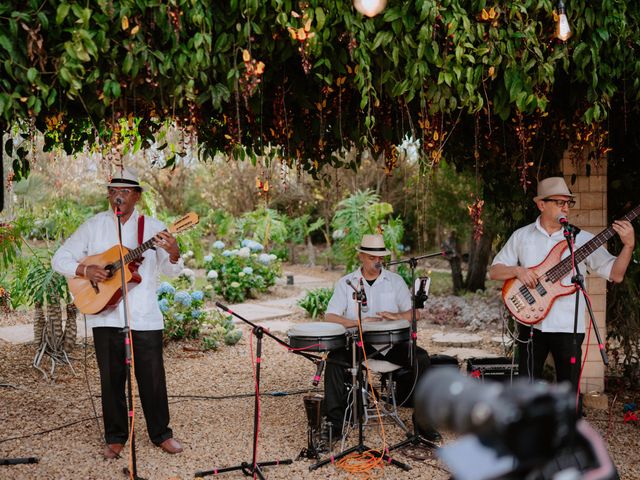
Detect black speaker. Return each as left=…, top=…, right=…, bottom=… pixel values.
left=466, top=357, right=518, bottom=382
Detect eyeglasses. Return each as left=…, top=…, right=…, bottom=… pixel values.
left=542, top=199, right=576, bottom=208
left=108, top=188, right=135, bottom=196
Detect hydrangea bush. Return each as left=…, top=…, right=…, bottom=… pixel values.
left=203, top=239, right=281, bottom=303
left=157, top=282, right=242, bottom=350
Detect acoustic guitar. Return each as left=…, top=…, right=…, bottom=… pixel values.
left=502, top=204, right=639, bottom=325
left=68, top=212, right=199, bottom=314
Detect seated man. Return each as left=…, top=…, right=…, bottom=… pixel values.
left=322, top=234, right=440, bottom=442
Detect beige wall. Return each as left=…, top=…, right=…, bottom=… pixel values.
left=561, top=155, right=607, bottom=392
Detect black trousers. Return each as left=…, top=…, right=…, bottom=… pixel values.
left=323, top=341, right=430, bottom=431
left=517, top=325, right=585, bottom=392
left=93, top=327, right=173, bottom=445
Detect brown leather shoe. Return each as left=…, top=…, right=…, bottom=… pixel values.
left=157, top=438, right=183, bottom=454
left=103, top=443, right=124, bottom=459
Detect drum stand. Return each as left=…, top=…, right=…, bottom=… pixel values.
left=386, top=252, right=443, bottom=453
left=310, top=286, right=411, bottom=472
left=195, top=302, right=305, bottom=478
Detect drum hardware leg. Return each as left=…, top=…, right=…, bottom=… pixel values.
left=195, top=312, right=293, bottom=478
left=310, top=329, right=411, bottom=472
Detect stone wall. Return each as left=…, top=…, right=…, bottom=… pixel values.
left=561, top=154, right=607, bottom=392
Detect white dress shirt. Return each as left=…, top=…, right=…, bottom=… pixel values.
left=492, top=217, right=615, bottom=333
left=326, top=267, right=412, bottom=321
left=52, top=209, right=183, bottom=330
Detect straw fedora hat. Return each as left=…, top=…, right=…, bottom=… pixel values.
left=356, top=234, right=391, bottom=256
left=107, top=167, right=143, bottom=190
left=533, top=177, right=575, bottom=202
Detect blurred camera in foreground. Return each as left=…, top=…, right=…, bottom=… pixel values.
left=414, top=368, right=617, bottom=480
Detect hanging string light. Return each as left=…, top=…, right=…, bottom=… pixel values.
left=555, top=0, right=572, bottom=41
left=353, top=0, right=387, bottom=18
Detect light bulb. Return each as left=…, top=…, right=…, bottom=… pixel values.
left=353, top=0, right=387, bottom=18
left=555, top=1, right=572, bottom=41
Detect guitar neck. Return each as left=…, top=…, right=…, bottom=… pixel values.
left=112, top=230, right=166, bottom=270
left=546, top=204, right=640, bottom=282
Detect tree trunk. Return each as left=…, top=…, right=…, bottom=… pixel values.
left=63, top=303, right=78, bottom=352
left=465, top=230, right=495, bottom=292
left=442, top=231, right=464, bottom=294
left=33, top=302, right=45, bottom=345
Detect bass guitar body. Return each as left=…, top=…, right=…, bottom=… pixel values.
left=68, top=246, right=142, bottom=315
left=502, top=241, right=576, bottom=325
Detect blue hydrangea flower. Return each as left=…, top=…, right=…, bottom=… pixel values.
left=157, top=282, right=176, bottom=295
left=241, top=239, right=251, bottom=248
left=242, top=267, right=253, bottom=275
left=158, top=298, right=170, bottom=313
left=191, top=290, right=204, bottom=302
left=250, top=242, right=263, bottom=252
left=213, top=240, right=225, bottom=249
left=207, top=270, right=218, bottom=279
left=258, top=253, right=271, bottom=265
left=222, top=250, right=232, bottom=257
left=191, top=309, right=203, bottom=319
left=174, top=313, right=185, bottom=321
left=174, top=291, right=192, bottom=307
left=204, top=254, right=213, bottom=263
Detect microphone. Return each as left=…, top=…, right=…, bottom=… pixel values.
left=556, top=214, right=581, bottom=236
left=359, top=278, right=369, bottom=313
left=312, top=355, right=327, bottom=387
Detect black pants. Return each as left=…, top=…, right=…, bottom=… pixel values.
left=93, top=327, right=173, bottom=445
left=517, top=325, right=585, bottom=392
left=323, top=341, right=430, bottom=431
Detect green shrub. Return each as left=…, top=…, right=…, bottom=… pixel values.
left=298, top=287, right=334, bottom=319
left=157, top=282, right=242, bottom=350
left=203, top=240, right=281, bottom=303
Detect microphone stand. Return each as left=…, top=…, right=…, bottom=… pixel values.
left=310, top=281, right=410, bottom=473
left=195, top=302, right=307, bottom=478
left=385, top=251, right=443, bottom=452
left=114, top=205, right=144, bottom=480
left=563, top=223, right=608, bottom=412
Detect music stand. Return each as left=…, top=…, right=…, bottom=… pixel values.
left=386, top=251, right=443, bottom=453
left=309, top=282, right=411, bottom=472
left=195, top=302, right=303, bottom=478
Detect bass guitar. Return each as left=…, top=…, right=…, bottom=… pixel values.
left=68, top=212, right=199, bottom=314
left=502, top=204, right=639, bottom=325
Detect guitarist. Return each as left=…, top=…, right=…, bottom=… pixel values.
left=52, top=168, right=184, bottom=459
left=489, top=177, right=635, bottom=404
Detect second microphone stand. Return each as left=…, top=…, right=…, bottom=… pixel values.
left=386, top=251, right=443, bottom=452
left=194, top=302, right=301, bottom=478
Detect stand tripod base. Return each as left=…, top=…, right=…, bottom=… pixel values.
left=309, top=443, right=411, bottom=472
left=122, top=467, right=147, bottom=480
left=195, top=459, right=293, bottom=478
left=387, top=433, right=439, bottom=453
left=0, top=457, right=38, bottom=466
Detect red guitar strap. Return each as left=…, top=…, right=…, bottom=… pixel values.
left=138, top=215, right=145, bottom=246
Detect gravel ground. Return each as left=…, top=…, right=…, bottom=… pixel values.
left=1, top=267, right=639, bottom=480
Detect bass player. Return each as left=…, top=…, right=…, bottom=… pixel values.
left=489, top=177, right=634, bottom=403
left=52, top=168, right=184, bottom=459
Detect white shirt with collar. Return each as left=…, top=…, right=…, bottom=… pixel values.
left=52, top=209, right=184, bottom=331
left=491, top=216, right=615, bottom=333
left=326, top=267, right=412, bottom=321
